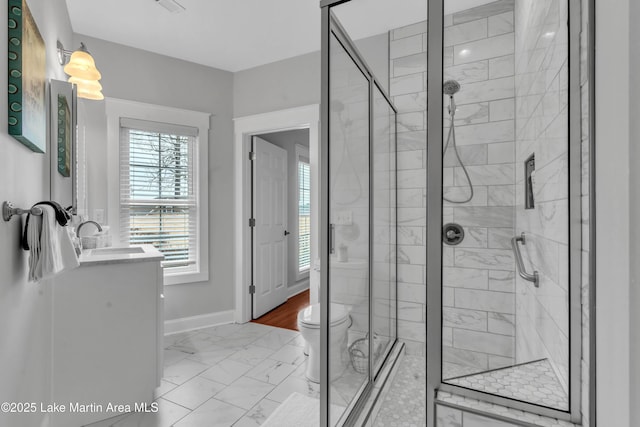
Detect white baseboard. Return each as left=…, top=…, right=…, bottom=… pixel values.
left=164, top=310, right=235, bottom=335
left=288, top=279, right=310, bottom=298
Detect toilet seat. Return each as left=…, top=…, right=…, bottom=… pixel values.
left=298, top=303, right=349, bottom=329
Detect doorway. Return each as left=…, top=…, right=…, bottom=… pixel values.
left=250, top=129, right=312, bottom=327
left=233, top=104, right=320, bottom=325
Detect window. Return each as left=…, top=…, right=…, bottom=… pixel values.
left=120, top=120, right=196, bottom=268
left=106, top=99, right=209, bottom=285
left=297, top=147, right=311, bottom=275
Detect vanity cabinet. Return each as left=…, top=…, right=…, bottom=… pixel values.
left=50, top=246, right=163, bottom=427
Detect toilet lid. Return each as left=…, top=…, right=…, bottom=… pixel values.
left=298, top=303, right=348, bottom=327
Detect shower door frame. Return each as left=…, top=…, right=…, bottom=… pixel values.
left=427, top=0, right=587, bottom=424
left=320, top=2, right=400, bottom=426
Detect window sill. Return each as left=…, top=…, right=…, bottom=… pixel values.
left=164, top=270, right=208, bottom=286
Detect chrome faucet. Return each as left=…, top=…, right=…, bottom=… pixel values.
left=76, top=220, right=103, bottom=236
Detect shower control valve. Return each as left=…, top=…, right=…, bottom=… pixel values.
left=443, top=223, right=465, bottom=246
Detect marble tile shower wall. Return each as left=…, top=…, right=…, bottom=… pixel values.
left=514, top=0, right=570, bottom=392
left=442, top=0, right=518, bottom=377
left=389, top=0, right=518, bottom=362
left=389, top=19, right=429, bottom=355
left=330, top=36, right=371, bottom=337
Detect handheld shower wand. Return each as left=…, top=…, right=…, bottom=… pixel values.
left=443, top=79, right=460, bottom=117
left=442, top=80, right=474, bottom=204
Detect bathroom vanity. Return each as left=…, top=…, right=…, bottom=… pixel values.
left=50, top=245, right=164, bottom=427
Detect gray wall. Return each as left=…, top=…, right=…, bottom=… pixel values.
left=75, top=34, right=235, bottom=321
left=355, top=33, right=390, bottom=94
left=234, top=51, right=320, bottom=118
left=233, top=33, right=389, bottom=118
left=259, top=129, right=310, bottom=292
left=595, top=0, right=638, bottom=423
left=630, top=0, right=640, bottom=424
left=579, top=0, right=592, bottom=422
left=0, top=1, right=73, bottom=426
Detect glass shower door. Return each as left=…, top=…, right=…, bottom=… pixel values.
left=328, top=31, right=370, bottom=424
left=325, top=13, right=398, bottom=426
left=436, top=0, right=581, bottom=421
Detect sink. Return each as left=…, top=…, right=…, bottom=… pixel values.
left=89, top=246, right=145, bottom=255
left=79, top=244, right=163, bottom=265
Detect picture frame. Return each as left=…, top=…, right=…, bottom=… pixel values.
left=57, top=94, right=71, bottom=177
left=49, top=80, right=77, bottom=213
left=8, top=0, right=47, bottom=153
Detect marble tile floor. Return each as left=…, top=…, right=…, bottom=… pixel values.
left=84, top=322, right=321, bottom=427
left=445, top=359, right=568, bottom=410
left=372, top=355, right=572, bottom=427
left=372, top=355, right=427, bottom=427
left=443, top=361, right=488, bottom=380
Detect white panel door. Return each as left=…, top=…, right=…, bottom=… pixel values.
left=253, top=136, right=288, bottom=318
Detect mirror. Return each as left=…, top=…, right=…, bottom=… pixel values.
left=49, top=79, right=77, bottom=212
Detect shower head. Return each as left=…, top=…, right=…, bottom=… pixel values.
left=443, top=80, right=461, bottom=96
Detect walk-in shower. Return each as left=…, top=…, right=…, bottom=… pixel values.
left=435, top=0, right=584, bottom=423
left=320, top=0, right=589, bottom=426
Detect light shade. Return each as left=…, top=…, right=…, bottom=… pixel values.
left=63, top=43, right=104, bottom=100
left=64, top=50, right=101, bottom=80
left=68, top=76, right=104, bottom=101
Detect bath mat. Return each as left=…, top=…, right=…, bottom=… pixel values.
left=262, top=392, right=349, bottom=427
left=261, top=391, right=348, bottom=426
left=261, top=392, right=320, bottom=427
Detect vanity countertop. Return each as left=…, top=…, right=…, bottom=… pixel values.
left=79, top=244, right=164, bottom=266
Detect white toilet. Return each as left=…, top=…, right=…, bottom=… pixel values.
left=297, top=302, right=351, bottom=383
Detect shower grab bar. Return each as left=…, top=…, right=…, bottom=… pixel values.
left=511, top=233, right=539, bottom=287
left=2, top=201, right=43, bottom=222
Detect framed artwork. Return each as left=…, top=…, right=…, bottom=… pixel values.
left=57, top=94, right=71, bottom=176
left=50, top=80, right=77, bottom=212
left=8, top=0, right=47, bottom=153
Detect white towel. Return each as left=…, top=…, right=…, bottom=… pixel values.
left=27, top=205, right=79, bottom=282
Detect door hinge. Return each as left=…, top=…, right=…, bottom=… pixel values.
left=249, top=218, right=256, bottom=227
left=249, top=285, right=256, bottom=294
left=249, top=151, right=256, bottom=161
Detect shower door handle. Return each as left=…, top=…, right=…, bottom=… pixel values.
left=329, top=224, right=335, bottom=254
left=511, top=233, right=539, bottom=287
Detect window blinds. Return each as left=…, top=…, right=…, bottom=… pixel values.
left=298, top=160, right=311, bottom=272
left=119, top=119, right=198, bottom=268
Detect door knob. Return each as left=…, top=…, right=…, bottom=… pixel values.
left=284, top=230, right=290, bottom=236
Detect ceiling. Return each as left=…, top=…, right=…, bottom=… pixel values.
left=65, top=0, right=495, bottom=72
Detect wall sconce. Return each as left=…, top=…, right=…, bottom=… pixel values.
left=57, top=41, right=104, bottom=100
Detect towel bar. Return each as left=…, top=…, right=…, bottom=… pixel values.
left=2, top=201, right=43, bottom=222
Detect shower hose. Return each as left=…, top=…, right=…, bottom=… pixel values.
left=443, top=97, right=474, bottom=204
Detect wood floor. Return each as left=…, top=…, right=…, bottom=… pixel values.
left=252, top=289, right=310, bottom=331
